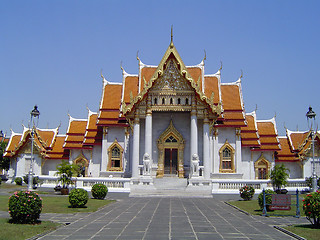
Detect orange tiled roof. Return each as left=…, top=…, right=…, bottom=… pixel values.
left=204, top=76, right=220, bottom=105
left=4, top=133, right=22, bottom=157
left=64, top=118, right=88, bottom=149
left=46, top=135, right=68, bottom=159
left=287, top=130, right=309, bottom=151
left=220, top=85, right=242, bottom=110
left=124, top=76, right=139, bottom=103
left=140, top=67, right=156, bottom=92
left=97, top=82, right=123, bottom=126
left=255, top=120, right=280, bottom=151
left=5, top=127, right=69, bottom=160
left=187, top=67, right=202, bottom=91
left=241, top=113, right=260, bottom=148
left=275, top=137, right=299, bottom=162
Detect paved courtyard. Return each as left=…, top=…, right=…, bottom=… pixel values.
left=33, top=194, right=307, bottom=240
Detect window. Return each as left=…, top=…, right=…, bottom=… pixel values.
left=170, top=98, right=173, bottom=105
left=185, top=98, right=189, bottom=105
left=107, top=140, right=123, bottom=171
left=177, top=98, right=181, bottom=105
left=254, top=156, right=270, bottom=179
left=219, top=141, right=235, bottom=173
left=154, top=98, right=157, bottom=105
left=222, top=148, right=232, bottom=170
left=165, top=135, right=178, bottom=143
left=162, top=98, right=165, bottom=105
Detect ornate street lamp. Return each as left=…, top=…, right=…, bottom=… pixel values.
left=306, top=106, right=317, bottom=192
left=28, top=105, right=40, bottom=191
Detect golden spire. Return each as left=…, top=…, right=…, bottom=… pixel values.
left=170, top=25, right=174, bottom=48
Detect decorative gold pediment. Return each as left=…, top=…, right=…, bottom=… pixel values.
left=157, top=120, right=184, bottom=146
left=121, top=42, right=223, bottom=116
left=152, top=60, right=193, bottom=92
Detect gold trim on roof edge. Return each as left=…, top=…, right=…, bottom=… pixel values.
left=121, top=42, right=223, bottom=117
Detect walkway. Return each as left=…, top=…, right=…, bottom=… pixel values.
left=36, top=194, right=308, bottom=240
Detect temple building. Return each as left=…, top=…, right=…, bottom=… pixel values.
left=4, top=39, right=320, bottom=193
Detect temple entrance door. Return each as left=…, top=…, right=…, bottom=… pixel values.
left=164, top=148, right=178, bottom=175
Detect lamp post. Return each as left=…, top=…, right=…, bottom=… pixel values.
left=306, top=106, right=317, bottom=192
left=0, top=131, right=4, bottom=175
left=28, top=105, right=40, bottom=191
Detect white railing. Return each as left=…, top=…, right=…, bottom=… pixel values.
left=38, top=176, right=131, bottom=192
left=212, top=178, right=308, bottom=193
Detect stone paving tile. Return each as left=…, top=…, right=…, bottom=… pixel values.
left=33, top=196, right=310, bottom=240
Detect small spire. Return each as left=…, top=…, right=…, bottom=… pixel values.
left=203, top=50, right=206, bottom=61
left=120, top=61, right=123, bottom=71
left=240, top=69, right=243, bottom=79
left=136, top=50, right=140, bottom=61
left=170, top=25, right=174, bottom=48
left=219, top=61, right=223, bottom=71
left=255, top=104, right=258, bottom=112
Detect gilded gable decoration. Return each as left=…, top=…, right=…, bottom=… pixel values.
left=121, top=41, right=222, bottom=117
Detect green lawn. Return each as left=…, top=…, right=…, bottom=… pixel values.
left=284, top=224, right=320, bottom=240
left=0, top=218, right=60, bottom=240
left=0, top=185, right=115, bottom=239
left=0, top=194, right=115, bottom=213
left=229, top=198, right=320, bottom=239
left=228, top=197, right=304, bottom=217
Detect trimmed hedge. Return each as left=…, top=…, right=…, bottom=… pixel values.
left=91, top=184, right=108, bottom=200
left=8, top=191, right=42, bottom=224
left=69, top=188, right=88, bottom=208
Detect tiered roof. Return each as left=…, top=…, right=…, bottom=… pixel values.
left=63, top=116, right=88, bottom=149
left=241, top=111, right=260, bottom=148
left=4, top=126, right=67, bottom=159
left=275, top=129, right=319, bottom=162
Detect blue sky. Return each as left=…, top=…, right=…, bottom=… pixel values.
left=1, top=1, right=319, bottom=137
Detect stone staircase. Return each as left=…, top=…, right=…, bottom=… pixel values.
left=129, top=177, right=212, bottom=198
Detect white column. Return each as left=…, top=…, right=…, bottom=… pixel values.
left=145, top=111, right=152, bottom=161
left=101, top=127, right=108, bottom=172
left=124, top=127, right=130, bottom=175
left=132, top=116, right=140, bottom=178
left=203, top=117, right=210, bottom=179
left=190, top=113, right=198, bottom=159
left=213, top=128, right=219, bottom=173
left=235, top=128, right=241, bottom=173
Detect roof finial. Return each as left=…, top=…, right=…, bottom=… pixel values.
left=240, top=69, right=243, bottom=79
left=274, top=111, right=277, bottom=119
left=170, top=25, right=174, bottom=48
left=100, top=69, right=105, bottom=80
left=120, top=61, right=123, bottom=71
left=219, top=61, right=223, bottom=71
left=255, top=104, right=258, bottom=112
left=136, top=50, right=140, bottom=61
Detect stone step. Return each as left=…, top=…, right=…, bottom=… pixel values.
left=153, top=177, right=188, bottom=190
left=129, top=189, right=212, bottom=198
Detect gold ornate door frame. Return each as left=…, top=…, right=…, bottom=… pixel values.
left=157, top=121, right=185, bottom=178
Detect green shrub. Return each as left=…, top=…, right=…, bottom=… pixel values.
left=305, top=177, right=320, bottom=189
left=270, top=164, right=289, bottom=192
left=258, top=189, right=275, bottom=210
left=69, top=188, right=88, bottom=208
left=14, top=177, right=22, bottom=185
left=91, top=184, right=108, bottom=200
left=23, top=175, right=39, bottom=185
left=303, top=191, right=320, bottom=228
left=239, top=185, right=255, bottom=201
left=8, top=191, right=42, bottom=224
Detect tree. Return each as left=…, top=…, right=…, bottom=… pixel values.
left=0, top=141, right=10, bottom=172
left=56, top=161, right=79, bottom=189
left=270, top=164, right=289, bottom=192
